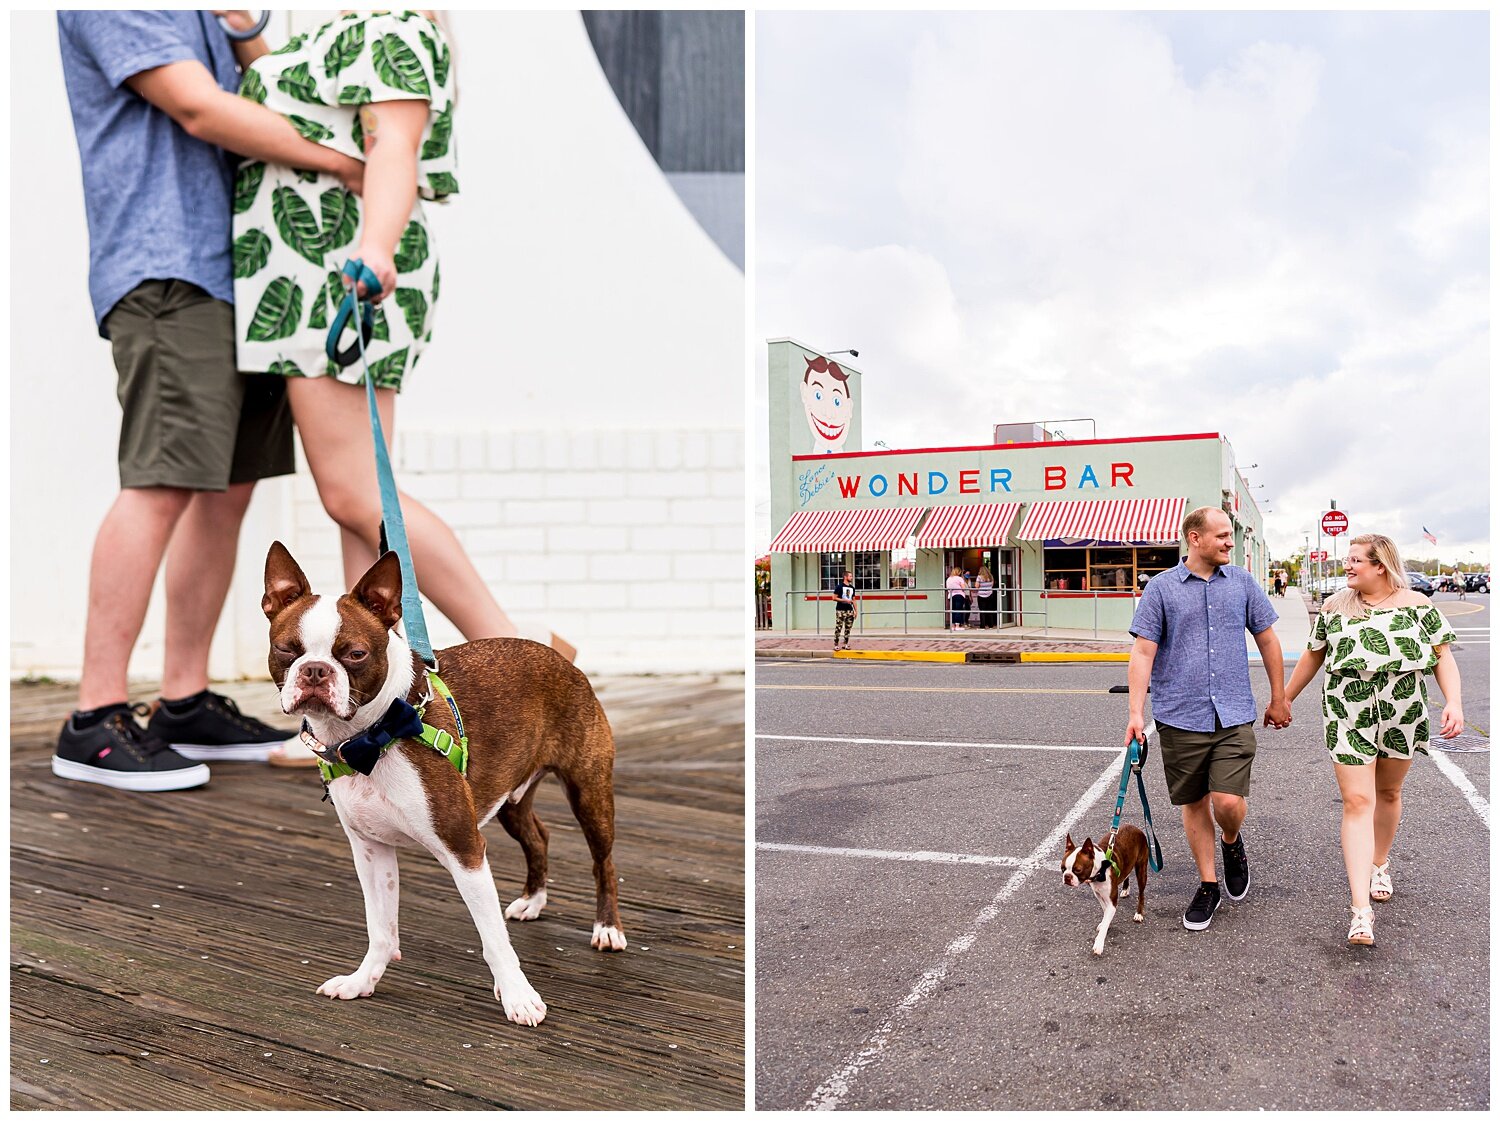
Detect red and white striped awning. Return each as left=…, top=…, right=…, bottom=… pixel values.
left=914, top=503, right=1022, bottom=550
left=769, top=507, right=925, bottom=553
left=1015, top=497, right=1187, bottom=544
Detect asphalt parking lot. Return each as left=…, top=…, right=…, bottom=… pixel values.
left=754, top=596, right=1489, bottom=1110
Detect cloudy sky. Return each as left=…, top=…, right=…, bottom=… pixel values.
left=755, top=11, right=1488, bottom=565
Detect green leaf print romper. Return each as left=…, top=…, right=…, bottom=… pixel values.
left=1307, top=604, right=1458, bottom=765
left=232, top=12, right=457, bottom=390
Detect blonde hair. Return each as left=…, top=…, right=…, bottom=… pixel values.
left=1324, top=533, right=1409, bottom=619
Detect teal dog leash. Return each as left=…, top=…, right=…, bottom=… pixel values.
left=1109, top=737, right=1163, bottom=872
left=325, top=258, right=436, bottom=670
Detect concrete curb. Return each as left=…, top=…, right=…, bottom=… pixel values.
left=755, top=648, right=1132, bottom=665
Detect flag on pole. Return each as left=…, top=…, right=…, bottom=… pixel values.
left=1422, top=527, right=1437, bottom=546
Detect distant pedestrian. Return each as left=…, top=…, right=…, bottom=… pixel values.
left=833, top=570, right=857, bottom=651
left=1455, top=570, right=1467, bottom=600
left=976, top=566, right=996, bottom=628
left=1281, top=533, right=1462, bottom=947
left=947, top=567, right=969, bottom=630
left=1125, top=506, right=1287, bottom=933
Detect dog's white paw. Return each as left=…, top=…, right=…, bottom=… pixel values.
left=1120, top=882, right=1132, bottom=898
left=317, top=972, right=375, bottom=1000
left=1133, top=912, right=1144, bottom=923
left=1091, top=945, right=1104, bottom=956
left=591, top=922, right=628, bottom=951
left=504, top=890, right=547, bottom=921
left=496, top=978, right=547, bottom=1026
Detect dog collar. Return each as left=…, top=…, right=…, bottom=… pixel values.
left=311, top=671, right=469, bottom=786
left=1091, top=848, right=1123, bottom=883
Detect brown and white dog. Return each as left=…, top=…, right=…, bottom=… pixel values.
left=262, top=542, right=625, bottom=1026
left=1061, top=825, right=1149, bottom=956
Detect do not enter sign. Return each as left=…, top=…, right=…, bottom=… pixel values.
left=1309, top=550, right=1328, bottom=561
left=1321, top=511, right=1348, bottom=537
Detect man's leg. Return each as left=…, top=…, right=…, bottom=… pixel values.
left=77, top=486, right=195, bottom=710
left=1211, top=792, right=1247, bottom=844
left=1181, top=794, right=1219, bottom=883
left=160, top=482, right=256, bottom=699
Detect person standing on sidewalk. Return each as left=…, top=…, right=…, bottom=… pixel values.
left=1124, top=506, right=1289, bottom=931
left=833, top=570, right=858, bottom=651
left=51, top=11, right=366, bottom=792
left=947, top=567, right=970, bottom=630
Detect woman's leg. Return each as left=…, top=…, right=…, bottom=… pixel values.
left=287, top=377, right=520, bottom=641
left=1333, top=761, right=1377, bottom=909
left=1372, top=756, right=1414, bottom=865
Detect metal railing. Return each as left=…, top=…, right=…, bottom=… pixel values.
left=782, top=585, right=1143, bottom=639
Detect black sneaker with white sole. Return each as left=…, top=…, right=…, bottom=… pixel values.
left=145, top=690, right=293, bottom=762
left=52, top=705, right=210, bottom=792
left=1222, top=833, right=1250, bottom=901
left=1182, top=882, right=1222, bottom=931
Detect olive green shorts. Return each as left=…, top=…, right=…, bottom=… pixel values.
left=1155, top=720, right=1258, bottom=805
left=104, top=279, right=295, bottom=490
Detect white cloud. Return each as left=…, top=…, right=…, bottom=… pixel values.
left=756, top=12, right=1488, bottom=562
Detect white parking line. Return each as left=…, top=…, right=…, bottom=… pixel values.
left=756, top=842, right=1033, bottom=868
left=804, top=733, right=1138, bottom=1111
left=1428, top=751, right=1490, bottom=828
left=757, top=733, right=1121, bottom=755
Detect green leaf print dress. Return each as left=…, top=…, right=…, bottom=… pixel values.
left=232, top=12, right=456, bottom=389
left=1307, top=603, right=1458, bottom=765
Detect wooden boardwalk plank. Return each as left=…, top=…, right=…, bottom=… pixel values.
left=11, top=676, right=745, bottom=1110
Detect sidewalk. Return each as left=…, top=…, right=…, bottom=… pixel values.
left=755, top=589, right=1313, bottom=664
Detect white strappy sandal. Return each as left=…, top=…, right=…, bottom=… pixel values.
left=1370, top=861, right=1393, bottom=903
left=1348, top=905, right=1375, bottom=946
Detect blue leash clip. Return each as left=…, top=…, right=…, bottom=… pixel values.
left=1111, top=737, right=1164, bottom=872
left=326, top=258, right=382, bottom=368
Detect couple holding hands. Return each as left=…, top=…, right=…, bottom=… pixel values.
left=1126, top=507, right=1462, bottom=946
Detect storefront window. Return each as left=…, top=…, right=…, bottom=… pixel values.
left=853, top=551, right=881, bottom=591
left=1045, top=548, right=1088, bottom=591
left=820, top=552, right=846, bottom=591
left=1089, top=547, right=1135, bottom=590
left=889, top=546, right=917, bottom=589
left=1045, top=545, right=1181, bottom=591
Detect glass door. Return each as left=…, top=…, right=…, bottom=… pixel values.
left=997, top=547, right=1020, bottom=628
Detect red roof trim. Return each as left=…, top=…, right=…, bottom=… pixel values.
left=791, top=432, right=1222, bottom=463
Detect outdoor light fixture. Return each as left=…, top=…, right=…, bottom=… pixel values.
left=828, top=348, right=859, bottom=358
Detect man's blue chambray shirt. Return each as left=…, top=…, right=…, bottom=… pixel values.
left=58, top=11, right=242, bottom=337
left=1129, top=562, right=1279, bottom=733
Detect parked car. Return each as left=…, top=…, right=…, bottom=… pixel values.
left=1405, top=572, right=1435, bottom=596
left=1464, top=573, right=1489, bottom=593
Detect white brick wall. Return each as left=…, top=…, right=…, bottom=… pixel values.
left=277, top=426, right=745, bottom=675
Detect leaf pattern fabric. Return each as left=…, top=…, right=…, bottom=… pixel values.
left=1313, top=604, right=1457, bottom=765
left=231, top=12, right=454, bottom=390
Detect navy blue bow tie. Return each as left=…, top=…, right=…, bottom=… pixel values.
left=307, top=698, right=426, bottom=776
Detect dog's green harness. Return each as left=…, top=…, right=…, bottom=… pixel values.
left=310, top=669, right=469, bottom=786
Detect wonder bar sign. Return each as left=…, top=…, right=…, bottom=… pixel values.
left=830, top=459, right=1138, bottom=501
left=790, top=439, right=1168, bottom=513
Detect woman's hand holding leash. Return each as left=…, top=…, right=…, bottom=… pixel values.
left=346, top=244, right=395, bottom=303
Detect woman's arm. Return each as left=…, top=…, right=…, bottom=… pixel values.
left=1281, top=645, right=1325, bottom=708
left=1431, top=645, right=1464, bottom=738
left=351, top=99, right=429, bottom=301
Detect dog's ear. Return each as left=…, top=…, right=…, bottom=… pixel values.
left=263, top=541, right=312, bottom=620
left=1063, top=832, right=1075, bottom=853
left=350, top=551, right=404, bottom=630
left=1080, top=838, right=1095, bottom=855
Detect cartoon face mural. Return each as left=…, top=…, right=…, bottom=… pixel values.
left=800, top=356, right=853, bottom=453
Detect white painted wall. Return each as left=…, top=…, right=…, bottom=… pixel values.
left=10, top=10, right=746, bottom=680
